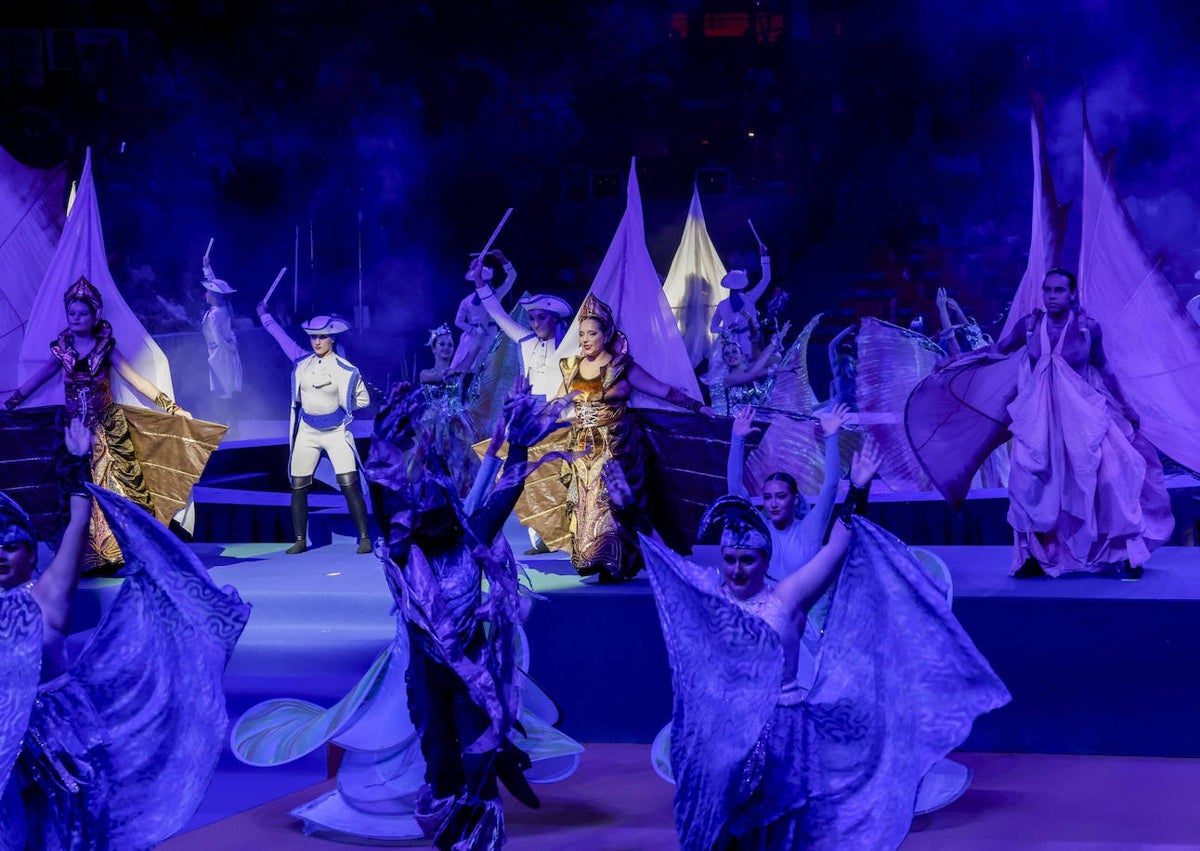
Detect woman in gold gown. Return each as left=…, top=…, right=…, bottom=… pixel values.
left=557, top=295, right=711, bottom=582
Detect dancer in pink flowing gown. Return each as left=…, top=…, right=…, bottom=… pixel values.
left=996, top=269, right=1172, bottom=578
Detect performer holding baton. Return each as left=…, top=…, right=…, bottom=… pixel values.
left=257, top=283, right=372, bottom=555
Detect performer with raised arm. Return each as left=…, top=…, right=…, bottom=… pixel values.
left=994, top=268, right=1171, bottom=578
left=1, top=421, right=249, bottom=850
left=200, top=241, right=244, bottom=422
left=4, top=277, right=194, bottom=572
left=257, top=300, right=372, bottom=554
left=702, top=326, right=786, bottom=416
left=639, top=443, right=1009, bottom=850
left=450, top=250, right=517, bottom=374
left=470, top=263, right=572, bottom=400
left=726, top=403, right=852, bottom=577
left=470, top=260, right=572, bottom=554
left=710, top=242, right=771, bottom=358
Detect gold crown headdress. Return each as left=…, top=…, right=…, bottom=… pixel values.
left=578, top=293, right=613, bottom=326
left=62, top=276, right=103, bottom=312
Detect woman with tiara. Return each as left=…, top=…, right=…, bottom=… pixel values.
left=4, top=277, right=195, bottom=572
left=419, top=323, right=480, bottom=496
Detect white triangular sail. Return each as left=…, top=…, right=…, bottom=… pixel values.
left=19, top=148, right=173, bottom=408
left=1000, top=93, right=1070, bottom=342
left=1078, top=94, right=1200, bottom=473
left=662, top=185, right=727, bottom=365
left=555, top=158, right=701, bottom=409
left=0, top=147, right=66, bottom=395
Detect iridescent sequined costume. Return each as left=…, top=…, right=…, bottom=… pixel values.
left=420, top=374, right=480, bottom=497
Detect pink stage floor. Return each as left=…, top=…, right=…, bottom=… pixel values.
left=162, top=744, right=1200, bottom=850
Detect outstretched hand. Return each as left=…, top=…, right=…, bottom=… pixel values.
left=816, top=402, right=851, bottom=438
left=731, top=406, right=761, bottom=439
left=64, top=418, right=93, bottom=457
left=849, top=433, right=881, bottom=487
left=503, top=377, right=574, bottom=448
left=601, top=461, right=634, bottom=508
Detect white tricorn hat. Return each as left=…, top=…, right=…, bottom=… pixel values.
left=202, top=277, right=236, bottom=294
left=465, top=265, right=495, bottom=282
left=720, top=270, right=750, bottom=291
left=302, top=314, right=352, bottom=335
left=518, top=294, right=572, bottom=318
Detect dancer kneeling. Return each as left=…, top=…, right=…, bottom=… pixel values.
left=368, top=379, right=575, bottom=849
left=639, top=445, right=1010, bottom=849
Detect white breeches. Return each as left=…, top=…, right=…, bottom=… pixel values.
left=290, top=421, right=358, bottom=477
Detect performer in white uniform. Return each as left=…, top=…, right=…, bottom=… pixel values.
left=200, top=254, right=243, bottom=415
left=257, top=304, right=372, bottom=554
left=710, top=246, right=772, bottom=358
left=470, top=270, right=572, bottom=400
left=449, top=250, right=517, bottom=374
left=470, top=266, right=572, bottom=552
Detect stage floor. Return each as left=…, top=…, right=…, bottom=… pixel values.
left=162, top=744, right=1200, bottom=850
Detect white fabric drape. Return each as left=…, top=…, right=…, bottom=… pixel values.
left=18, top=148, right=172, bottom=408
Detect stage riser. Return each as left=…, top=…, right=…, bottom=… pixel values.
left=193, top=480, right=1199, bottom=549
left=524, top=562, right=1200, bottom=757
left=953, top=597, right=1200, bottom=757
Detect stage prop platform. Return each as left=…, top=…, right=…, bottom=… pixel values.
left=161, top=744, right=1200, bottom=850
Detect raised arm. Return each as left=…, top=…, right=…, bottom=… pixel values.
left=743, top=250, right=772, bottom=306
left=726, top=406, right=758, bottom=497
left=491, top=250, right=517, bottom=301
left=936, top=287, right=963, bottom=359
left=798, top=403, right=851, bottom=541
left=4, top=356, right=60, bottom=409
left=111, top=349, right=192, bottom=418
left=257, top=303, right=307, bottom=361
left=774, top=516, right=851, bottom=619
left=29, top=420, right=92, bottom=632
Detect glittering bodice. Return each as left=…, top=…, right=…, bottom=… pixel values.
left=51, top=325, right=116, bottom=427
left=566, top=358, right=630, bottom=430
left=729, top=587, right=800, bottom=685
left=421, top=374, right=467, bottom=418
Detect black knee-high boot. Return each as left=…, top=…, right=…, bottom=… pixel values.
left=287, top=475, right=312, bottom=554
left=337, top=471, right=373, bottom=554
